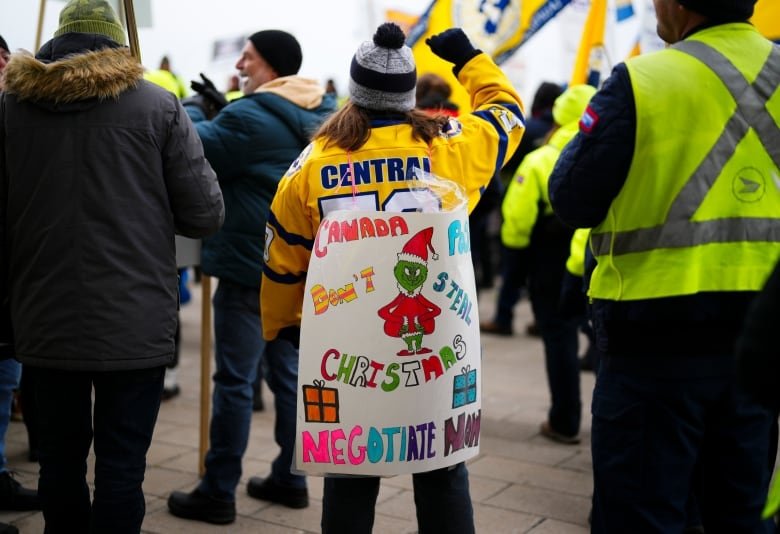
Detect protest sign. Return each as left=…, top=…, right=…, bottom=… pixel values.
left=295, top=209, right=482, bottom=476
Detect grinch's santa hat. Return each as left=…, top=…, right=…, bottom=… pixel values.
left=398, top=227, right=438, bottom=264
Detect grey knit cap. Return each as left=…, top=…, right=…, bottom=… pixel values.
left=349, top=23, right=416, bottom=112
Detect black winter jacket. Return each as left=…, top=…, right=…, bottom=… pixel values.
left=0, top=34, right=224, bottom=371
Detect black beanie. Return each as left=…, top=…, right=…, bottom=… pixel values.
left=0, top=34, right=8, bottom=53
left=248, top=30, right=302, bottom=77
left=678, top=0, right=757, bottom=21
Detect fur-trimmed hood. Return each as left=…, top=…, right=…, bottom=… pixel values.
left=3, top=38, right=142, bottom=108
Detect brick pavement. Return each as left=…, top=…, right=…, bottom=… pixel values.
left=0, top=282, right=596, bottom=533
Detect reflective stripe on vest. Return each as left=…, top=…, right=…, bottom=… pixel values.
left=591, top=41, right=780, bottom=257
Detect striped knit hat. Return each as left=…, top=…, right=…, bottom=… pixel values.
left=54, top=0, right=126, bottom=45
left=349, top=23, right=416, bottom=112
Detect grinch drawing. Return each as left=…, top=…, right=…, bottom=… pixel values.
left=378, top=227, right=442, bottom=356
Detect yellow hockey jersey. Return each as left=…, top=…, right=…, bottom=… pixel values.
left=261, top=53, right=525, bottom=340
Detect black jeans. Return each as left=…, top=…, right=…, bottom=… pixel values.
left=322, top=463, right=475, bottom=534
left=31, top=365, right=165, bottom=534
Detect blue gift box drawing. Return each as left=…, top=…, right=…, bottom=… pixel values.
left=452, top=366, right=477, bottom=409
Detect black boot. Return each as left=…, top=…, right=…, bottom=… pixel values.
left=0, top=471, right=40, bottom=511
left=167, top=488, right=235, bottom=524
left=247, top=477, right=308, bottom=509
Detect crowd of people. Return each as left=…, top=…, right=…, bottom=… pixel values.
left=0, top=0, right=778, bottom=532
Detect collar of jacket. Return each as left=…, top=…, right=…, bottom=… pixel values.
left=3, top=34, right=143, bottom=104
left=365, top=109, right=408, bottom=127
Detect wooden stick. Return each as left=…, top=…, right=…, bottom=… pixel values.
left=199, top=275, right=212, bottom=477
left=123, top=0, right=141, bottom=62
left=34, top=0, right=46, bottom=52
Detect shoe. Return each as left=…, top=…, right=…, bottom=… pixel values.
left=161, top=384, right=181, bottom=401
left=0, top=522, right=18, bottom=534
left=0, top=471, right=40, bottom=511
left=247, top=477, right=308, bottom=509
left=167, top=488, right=236, bottom=524
left=479, top=321, right=512, bottom=336
left=540, top=421, right=581, bottom=445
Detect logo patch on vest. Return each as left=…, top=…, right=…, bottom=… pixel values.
left=579, top=105, right=598, bottom=134
left=732, top=167, right=765, bottom=203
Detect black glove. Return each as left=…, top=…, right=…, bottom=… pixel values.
left=425, top=28, right=480, bottom=75
left=190, top=73, right=228, bottom=112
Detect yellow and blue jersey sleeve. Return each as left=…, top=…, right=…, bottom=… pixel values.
left=260, top=161, right=317, bottom=339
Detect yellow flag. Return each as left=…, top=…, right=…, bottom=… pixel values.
left=752, top=0, right=780, bottom=42
left=386, top=9, right=420, bottom=35
left=570, top=0, right=607, bottom=86
left=408, top=0, right=572, bottom=112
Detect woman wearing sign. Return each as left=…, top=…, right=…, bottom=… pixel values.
left=261, top=22, right=525, bottom=534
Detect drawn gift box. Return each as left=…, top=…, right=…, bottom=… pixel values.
left=303, top=379, right=340, bottom=423
left=452, top=366, right=477, bottom=409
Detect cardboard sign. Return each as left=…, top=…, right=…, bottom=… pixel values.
left=295, top=209, right=482, bottom=476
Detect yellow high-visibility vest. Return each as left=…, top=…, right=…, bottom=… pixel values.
left=501, top=122, right=577, bottom=249
left=589, top=23, right=780, bottom=301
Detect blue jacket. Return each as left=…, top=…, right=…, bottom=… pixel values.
left=187, top=78, right=336, bottom=288
left=549, top=57, right=758, bottom=358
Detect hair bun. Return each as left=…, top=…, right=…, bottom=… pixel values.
left=373, top=23, right=406, bottom=49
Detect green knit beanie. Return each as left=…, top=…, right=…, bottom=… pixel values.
left=54, top=0, right=126, bottom=45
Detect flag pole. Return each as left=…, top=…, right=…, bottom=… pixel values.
left=35, top=0, right=46, bottom=51
left=123, top=0, right=141, bottom=62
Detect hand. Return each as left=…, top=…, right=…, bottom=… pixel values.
left=425, top=28, right=480, bottom=72
left=190, top=73, right=228, bottom=112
